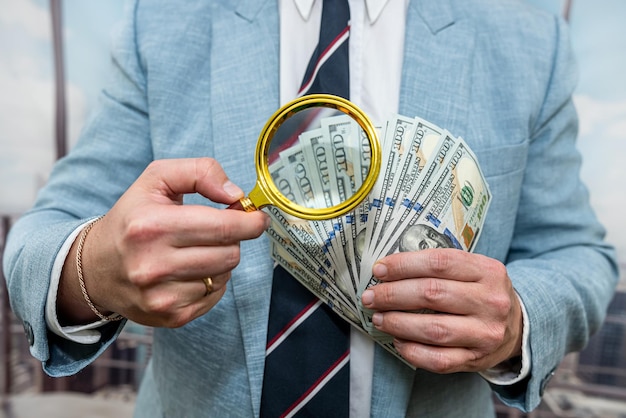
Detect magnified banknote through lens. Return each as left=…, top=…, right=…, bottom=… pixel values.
left=240, top=94, right=381, bottom=220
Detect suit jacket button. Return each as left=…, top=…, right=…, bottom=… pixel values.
left=539, top=367, right=556, bottom=396
left=23, top=321, right=34, bottom=346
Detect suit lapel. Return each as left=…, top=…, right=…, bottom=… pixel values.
left=210, top=1, right=278, bottom=416
left=399, top=0, right=476, bottom=137
left=372, top=2, right=477, bottom=416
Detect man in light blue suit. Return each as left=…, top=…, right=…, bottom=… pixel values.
left=3, top=0, right=618, bottom=416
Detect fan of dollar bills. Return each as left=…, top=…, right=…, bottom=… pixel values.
left=265, top=112, right=491, bottom=366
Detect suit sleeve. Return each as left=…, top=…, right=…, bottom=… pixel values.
left=489, top=16, right=619, bottom=411
left=2, top=0, right=151, bottom=376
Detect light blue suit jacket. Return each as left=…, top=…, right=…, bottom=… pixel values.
left=3, top=0, right=618, bottom=416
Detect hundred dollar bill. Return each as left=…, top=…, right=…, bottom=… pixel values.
left=321, top=116, right=363, bottom=299
left=368, top=132, right=458, bottom=259
left=278, top=141, right=343, bottom=266
left=420, top=138, right=490, bottom=251
left=322, top=115, right=359, bottom=192
left=358, top=138, right=491, bottom=332
left=269, top=240, right=361, bottom=327
left=267, top=158, right=333, bottom=260
left=299, top=128, right=340, bottom=207
left=321, top=115, right=369, bottom=298
left=266, top=210, right=355, bottom=310
left=268, top=158, right=297, bottom=203
left=389, top=137, right=490, bottom=254
left=358, top=132, right=459, bottom=289
left=363, top=115, right=415, bottom=258
left=346, top=125, right=382, bottom=280
left=267, top=206, right=334, bottom=276
left=368, top=117, right=444, bottom=257
left=267, top=214, right=357, bottom=307
left=358, top=124, right=374, bottom=184
left=298, top=128, right=346, bottom=267
left=279, top=142, right=324, bottom=209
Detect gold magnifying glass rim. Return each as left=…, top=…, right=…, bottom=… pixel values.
left=248, top=94, right=381, bottom=221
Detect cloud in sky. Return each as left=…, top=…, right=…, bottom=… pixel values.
left=0, top=0, right=86, bottom=214
left=570, top=1, right=626, bottom=101
left=0, top=0, right=50, bottom=41
left=0, top=1, right=53, bottom=214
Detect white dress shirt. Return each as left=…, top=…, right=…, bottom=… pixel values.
left=46, top=2, right=529, bottom=417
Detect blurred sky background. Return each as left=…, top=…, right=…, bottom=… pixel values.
left=0, top=0, right=124, bottom=213
left=0, top=0, right=625, bottom=272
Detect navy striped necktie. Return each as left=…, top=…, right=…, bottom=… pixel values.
left=260, top=1, right=351, bottom=416
left=298, top=0, right=350, bottom=99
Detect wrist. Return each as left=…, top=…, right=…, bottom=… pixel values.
left=58, top=216, right=123, bottom=325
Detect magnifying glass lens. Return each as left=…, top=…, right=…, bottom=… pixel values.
left=242, top=94, right=380, bottom=220
left=268, top=107, right=371, bottom=211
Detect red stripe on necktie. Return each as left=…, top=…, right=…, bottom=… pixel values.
left=266, top=298, right=321, bottom=351
left=298, top=25, right=350, bottom=96
left=280, top=349, right=350, bottom=418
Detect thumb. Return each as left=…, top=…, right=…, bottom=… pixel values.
left=140, top=158, right=244, bottom=205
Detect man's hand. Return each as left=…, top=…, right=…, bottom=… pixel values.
left=360, top=249, right=523, bottom=373
left=58, top=158, right=269, bottom=328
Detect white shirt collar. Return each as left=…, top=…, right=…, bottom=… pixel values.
left=293, top=0, right=390, bottom=23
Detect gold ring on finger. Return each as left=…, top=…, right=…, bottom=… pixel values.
left=202, top=277, right=213, bottom=297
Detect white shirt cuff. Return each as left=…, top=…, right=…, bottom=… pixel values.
left=45, top=219, right=107, bottom=345
left=479, top=293, right=531, bottom=385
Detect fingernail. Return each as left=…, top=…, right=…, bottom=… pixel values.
left=223, top=180, right=243, bottom=198
left=263, top=214, right=271, bottom=229
left=373, top=262, right=387, bottom=278
left=372, top=312, right=383, bottom=327
left=393, top=338, right=403, bottom=349
left=361, top=289, right=374, bottom=306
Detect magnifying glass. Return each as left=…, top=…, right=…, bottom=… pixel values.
left=239, top=94, right=381, bottom=220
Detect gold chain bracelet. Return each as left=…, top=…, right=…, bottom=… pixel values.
left=76, top=216, right=123, bottom=321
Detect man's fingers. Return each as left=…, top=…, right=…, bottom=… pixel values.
left=362, top=271, right=515, bottom=317
left=372, top=311, right=506, bottom=352
left=374, top=249, right=503, bottom=283
left=371, top=310, right=509, bottom=373
left=128, top=281, right=229, bottom=329
left=128, top=204, right=269, bottom=247
left=120, top=242, right=241, bottom=287
left=392, top=339, right=488, bottom=374
left=140, top=158, right=244, bottom=205
left=362, top=279, right=483, bottom=315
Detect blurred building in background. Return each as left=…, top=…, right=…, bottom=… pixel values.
left=1, top=0, right=625, bottom=417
